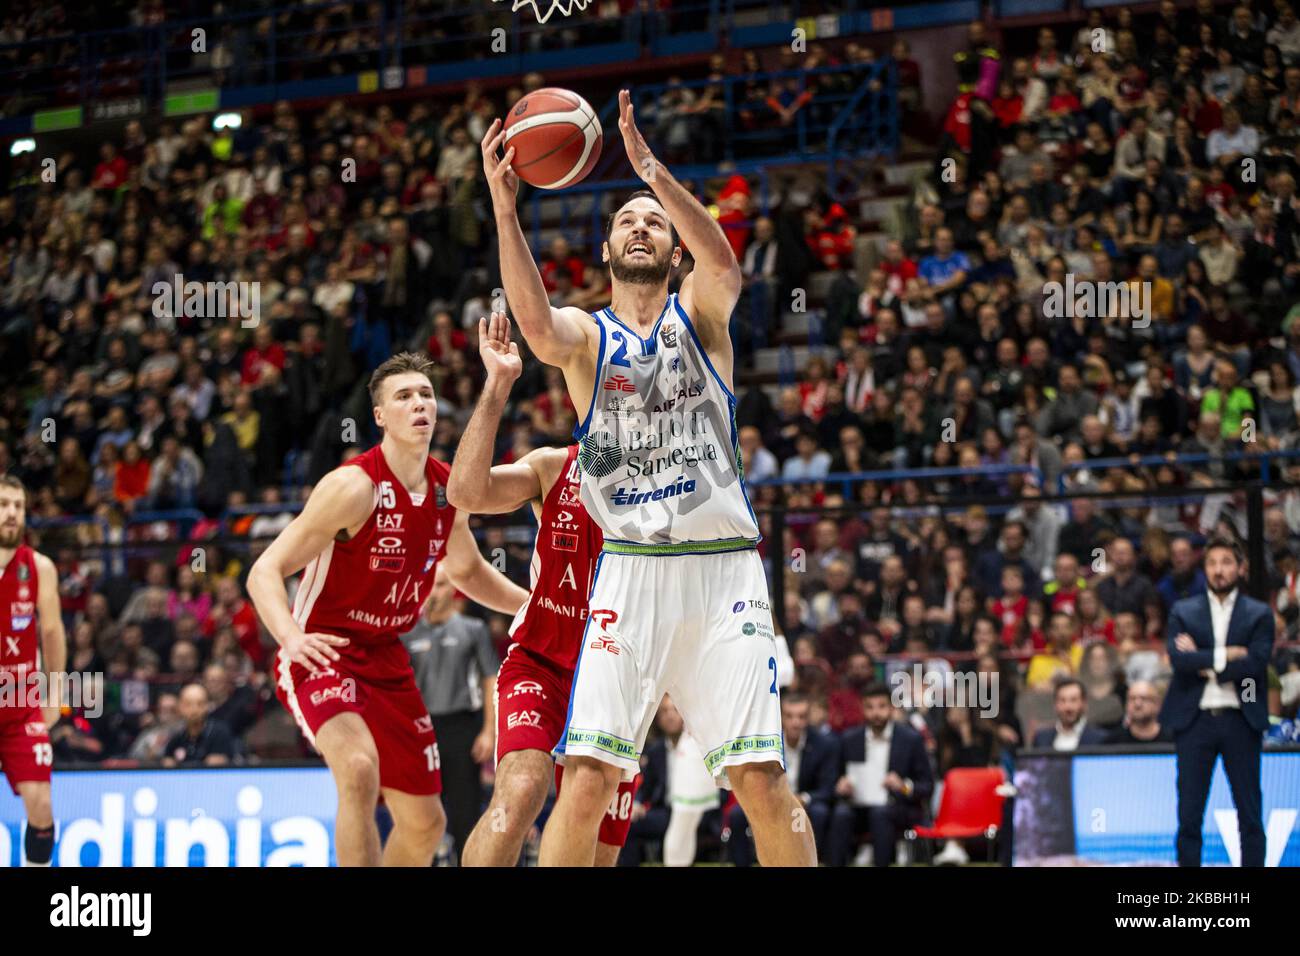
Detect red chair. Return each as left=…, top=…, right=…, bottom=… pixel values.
left=904, top=767, right=1006, bottom=864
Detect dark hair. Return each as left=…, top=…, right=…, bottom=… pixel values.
left=1053, top=677, right=1085, bottom=699
left=862, top=681, right=892, bottom=702
left=605, top=189, right=678, bottom=246
left=1204, top=534, right=1245, bottom=564
left=368, top=351, right=437, bottom=406
left=782, top=690, right=809, bottom=708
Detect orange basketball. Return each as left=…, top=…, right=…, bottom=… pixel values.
left=502, top=88, right=603, bottom=190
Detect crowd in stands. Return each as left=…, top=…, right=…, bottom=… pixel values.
left=0, top=8, right=1297, bottom=862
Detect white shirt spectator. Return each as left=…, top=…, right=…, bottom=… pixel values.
left=782, top=450, right=832, bottom=481
left=1206, top=124, right=1260, bottom=163
left=743, top=445, right=779, bottom=483
left=1051, top=717, right=1089, bottom=751
left=849, top=720, right=893, bottom=806
left=1200, top=587, right=1242, bottom=710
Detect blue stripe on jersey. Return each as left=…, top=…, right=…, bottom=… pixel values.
left=602, top=297, right=672, bottom=356
left=672, top=295, right=736, bottom=404
left=554, top=550, right=607, bottom=757
left=573, top=312, right=609, bottom=442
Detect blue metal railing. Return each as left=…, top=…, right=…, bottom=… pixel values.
left=749, top=463, right=1045, bottom=498
left=1057, top=449, right=1300, bottom=493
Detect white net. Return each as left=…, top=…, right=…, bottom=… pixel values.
left=492, top=0, right=593, bottom=24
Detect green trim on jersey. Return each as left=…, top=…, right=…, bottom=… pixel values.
left=565, top=726, right=639, bottom=761
left=601, top=537, right=760, bottom=556
left=704, top=734, right=784, bottom=773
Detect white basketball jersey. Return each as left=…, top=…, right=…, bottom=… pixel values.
left=574, top=293, right=760, bottom=553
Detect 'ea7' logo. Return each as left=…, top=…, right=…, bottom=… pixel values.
left=491, top=0, right=591, bottom=23
left=591, top=609, right=618, bottom=631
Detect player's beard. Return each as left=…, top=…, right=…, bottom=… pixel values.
left=0, top=524, right=23, bottom=548
left=610, top=247, right=673, bottom=286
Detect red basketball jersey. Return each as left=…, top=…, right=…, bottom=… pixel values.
left=507, top=445, right=604, bottom=670
left=0, top=544, right=40, bottom=683
left=292, top=445, right=456, bottom=647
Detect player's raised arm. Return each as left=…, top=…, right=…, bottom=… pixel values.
left=480, top=120, right=591, bottom=368
left=440, top=508, right=529, bottom=615
left=247, top=466, right=373, bottom=669
left=616, top=89, right=742, bottom=327
left=447, top=312, right=544, bottom=514
left=33, top=551, right=67, bottom=729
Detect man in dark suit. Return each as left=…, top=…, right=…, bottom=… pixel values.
left=1031, top=678, right=1110, bottom=749
left=1162, top=536, right=1274, bottom=867
left=826, top=683, right=934, bottom=865
left=728, top=691, right=841, bottom=866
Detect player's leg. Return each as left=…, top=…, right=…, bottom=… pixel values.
left=591, top=774, right=639, bottom=867
left=727, top=762, right=814, bottom=866
left=465, top=647, right=571, bottom=866
left=461, top=748, right=551, bottom=866
left=367, top=671, right=445, bottom=864
left=379, top=788, right=446, bottom=867
left=593, top=842, right=621, bottom=867
left=314, top=712, right=383, bottom=866
left=540, top=553, right=671, bottom=866
left=17, top=781, right=54, bottom=866
left=539, top=755, right=623, bottom=866
left=674, top=549, right=815, bottom=866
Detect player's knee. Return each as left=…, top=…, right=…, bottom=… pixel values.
left=730, top=761, right=788, bottom=811
left=562, top=759, right=620, bottom=809
left=403, top=800, right=446, bottom=843
left=335, top=749, right=380, bottom=797
left=496, top=769, right=550, bottom=824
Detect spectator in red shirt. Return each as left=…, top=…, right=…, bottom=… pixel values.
left=806, top=203, right=856, bottom=270
left=992, top=78, right=1025, bottom=129
left=716, top=174, right=753, bottom=262
left=799, top=356, right=832, bottom=422
left=92, top=142, right=129, bottom=191
left=990, top=565, right=1030, bottom=648
left=826, top=651, right=873, bottom=732
left=113, top=440, right=151, bottom=506
left=207, top=576, right=266, bottom=670
left=426, top=310, right=468, bottom=362
left=880, top=239, right=919, bottom=296
left=1076, top=588, right=1117, bottom=645
left=539, top=236, right=588, bottom=294
left=240, top=324, right=286, bottom=386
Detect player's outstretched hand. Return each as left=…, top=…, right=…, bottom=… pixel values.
left=617, top=89, right=657, bottom=184
left=480, top=119, right=520, bottom=212
left=479, top=310, right=523, bottom=383
left=283, top=629, right=349, bottom=674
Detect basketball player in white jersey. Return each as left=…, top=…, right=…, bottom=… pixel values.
left=482, top=91, right=815, bottom=866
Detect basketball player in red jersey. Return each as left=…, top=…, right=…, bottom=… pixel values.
left=0, top=475, right=67, bottom=866
left=247, top=352, right=529, bottom=867
left=452, top=313, right=637, bottom=867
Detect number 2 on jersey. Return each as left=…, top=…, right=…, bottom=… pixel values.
left=609, top=331, right=631, bottom=368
